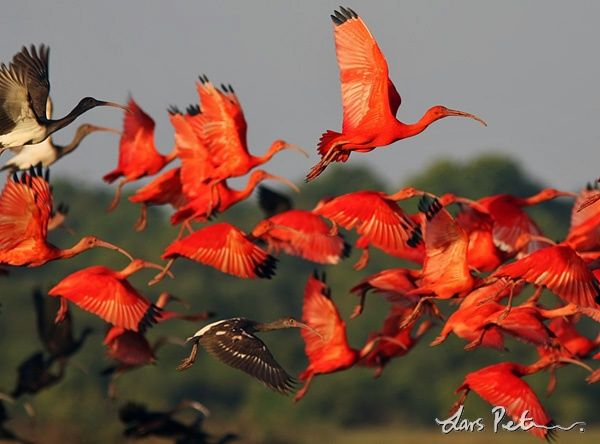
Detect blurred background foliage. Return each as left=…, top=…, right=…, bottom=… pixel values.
left=0, top=153, right=597, bottom=443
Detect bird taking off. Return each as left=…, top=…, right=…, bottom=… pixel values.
left=177, top=317, right=316, bottom=394
left=306, top=7, right=486, bottom=181
left=0, top=44, right=126, bottom=152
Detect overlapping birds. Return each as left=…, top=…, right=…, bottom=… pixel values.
left=0, top=6, right=599, bottom=441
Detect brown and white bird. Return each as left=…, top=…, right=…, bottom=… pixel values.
left=178, top=317, right=316, bottom=394
left=0, top=44, right=125, bottom=151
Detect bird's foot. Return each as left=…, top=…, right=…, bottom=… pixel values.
left=353, top=249, right=369, bottom=271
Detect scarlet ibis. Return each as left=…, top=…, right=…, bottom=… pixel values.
left=0, top=44, right=126, bottom=151
left=32, top=288, right=93, bottom=362
left=566, top=183, right=600, bottom=251
left=451, top=357, right=590, bottom=440
left=349, top=267, right=420, bottom=319
left=306, top=7, right=486, bottom=181
left=178, top=317, right=315, bottom=394
left=153, top=222, right=277, bottom=284
left=11, top=352, right=65, bottom=398
left=128, top=167, right=187, bottom=231
left=360, top=306, right=433, bottom=378
left=296, top=272, right=403, bottom=401
left=312, top=188, right=422, bottom=269
left=104, top=98, right=178, bottom=211
left=192, top=75, right=306, bottom=185
left=469, top=188, right=577, bottom=256
left=251, top=185, right=351, bottom=265
left=493, top=244, right=600, bottom=307
left=48, top=259, right=167, bottom=332
left=171, top=169, right=299, bottom=225
left=0, top=167, right=133, bottom=267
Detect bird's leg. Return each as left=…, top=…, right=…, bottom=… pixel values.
left=353, top=248, right=370, bottom=271
left=327, top=221, right=338, bottom=236
left=293, top=373, right=314, bottom=402
left=107, top=178, right=130, bottom=212
left=148, top=259, right=175, bottom=286
left=373, top=365, right=384, bottom=379
left=54, top=298, right=69, bottom=324
left=398, top=296, right=431, bottom=330
left=350, top=291, right=367, bottom=320
left=176, top=341, right=200, bottom=371
left=526, top=285, right=544, bottom=304
left=496, top=281, right=518, bottom=321
left=133, top=204, right=148, bottom=232
left=546, top=367, right=558, bottom=396
left=184, top=220, right=194, bottom=235
left=464, top=326, right=490, bottom=351
left=449, top=389, right=469, bottom=416
left=108, top=371, right=122, bottom=399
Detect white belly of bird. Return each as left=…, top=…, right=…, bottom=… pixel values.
left=0, top=121, right=47, bottom=149
left=5, top=138, right=56, bottom=169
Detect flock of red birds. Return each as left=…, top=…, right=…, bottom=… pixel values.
left=0, top=6, right=599, bottom=441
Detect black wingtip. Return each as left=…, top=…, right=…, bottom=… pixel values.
left=331, top=6, right=357, bottom=26
left=186, top=104, right=201, bottom=116
left=138, top=304, right=161, bottom=333
left=406, top=225, right=423, bottom=248
left=341, top=236, right=352, bottom=259
left=255, top=254, right=278, bottom=279
left=167, top=105, right=181, bottom=115
left=418, top=195, right=443, bottom=221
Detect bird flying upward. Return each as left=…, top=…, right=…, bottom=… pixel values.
left=306, top=8, right=485, bottom=181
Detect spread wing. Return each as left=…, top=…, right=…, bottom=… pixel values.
left=199, top=327, right=295, bottom=393
left=163, top=222, right=277, bottom=279
left=331, top=7, right=399, bottom=133
left=10, top=44, right=50, bottom=121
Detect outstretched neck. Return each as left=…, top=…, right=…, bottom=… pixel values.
left=58, top=129, right=90, bottom=157
left=397, top=115, right=436, bottom=140
left=42, top=108, right=86, bottom=137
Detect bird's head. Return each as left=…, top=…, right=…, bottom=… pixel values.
left=251, top=219, right=274, bottom=238
left=250, top=170, right=300, bottom=193
left=74, top=97, right=128, bottom=113
left=70, top=236, right=133, bottom=260
left=425, top=106, right=487, bottom=127
left=271, top=317, right=323, bottom=338
left=76, top=123, right=121, bottom=137
left=269, top=140, right=308, bottom=158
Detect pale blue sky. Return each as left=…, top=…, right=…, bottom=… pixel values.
left=2, top=1, right=599, bottom=190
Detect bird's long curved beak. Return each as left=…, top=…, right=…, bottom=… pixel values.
left=87, top=124, right=122, bottom=135
left=557, top=357, right=593, bottom=372
left=446, top=109, right=487, bottom=127
left=100, top=101, right=129, bottom=112
left=556, top=191, right=578, bottom=198
left=284, top=143, right=309, bottom=158
left=296, top=321, right=324, bottom=339
left=94, top=240, right=134, bottom=261
left=264, top=173, right=300, bottom=193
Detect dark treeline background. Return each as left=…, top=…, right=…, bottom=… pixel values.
left=0, top=154, right=598, bottom=443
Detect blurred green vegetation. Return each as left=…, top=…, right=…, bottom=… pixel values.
left=0, top=154, right=597, bottom=443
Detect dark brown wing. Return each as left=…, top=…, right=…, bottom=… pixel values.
left=32, top=288, right=75, bottom=357
left=199, top=329, right=296, bottom=394
left=0, top=63, right=30, bottom=136
left=257, top=185, right=293, bottom=217
left=10, top=44, right=50, bottom=120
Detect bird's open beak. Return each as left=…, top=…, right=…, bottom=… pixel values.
left=446, top=109, right=487, bottom=127
left=100, top=101, right=130, bottom=112
left=94, top=240, right=134, bottom=261
left=87, top=124, right=122, bottom=135
left=264, top=173, right=300, bottom=193
left=284, top=143, right=309, bottom=158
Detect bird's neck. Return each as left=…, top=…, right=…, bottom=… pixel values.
left=256, top=143, right=282, bottom=165
left=397, top=113, right=439, bottom=139
left=41, top=108, right=85, bottom=138
left=55, top=240, right=90, bottom=260
left=520, top=191, right=554, bottom=206
left=59, top=128, right=91, bottom=157
left=164, top=148, right=179, bottom=164
left=229, top=174, right=264, bottom=203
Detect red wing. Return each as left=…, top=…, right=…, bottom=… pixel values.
left=314, top=191, right=415, bottom=252
left=420, top=200, right=471, bottom=297
left=48, top=267, right=153, bottom=331
left=0, top=171, right=51, bottom=251
left=169, top=113, right=213, bottom=200
left=567, top=187, right=600, bottom=251
left=195, top=78, right=248, bottom=166
left=129, top=167, right=185, bottom=207
left=480, top=196, right=544, bottom=255
left=495, top=308, right=552, bottom=346
left=162, top=222, right=276, bottom=279
left=494, top=245, right=600, bottom=307
left=301, top=273, right=353, bottom=363
left=331, top=8, right=399, bottom=133
left=255, top=210, right=348, bottom=264
left=115, top=98, right=161, bottom=174
left=104, top=327, right=154, bottom=366
left=220, top=85, right=248, bottom=148
left=465, top=365, right=552, bottom=439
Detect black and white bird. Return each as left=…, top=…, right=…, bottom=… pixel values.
left=178, top=317, right=317, bottom=394
left=2, top=97, right=120, bottom=170
left=0, top=44, right=126, bottom=152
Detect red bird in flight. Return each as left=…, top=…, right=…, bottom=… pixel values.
left=306, top=7, right=486, bottom=181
